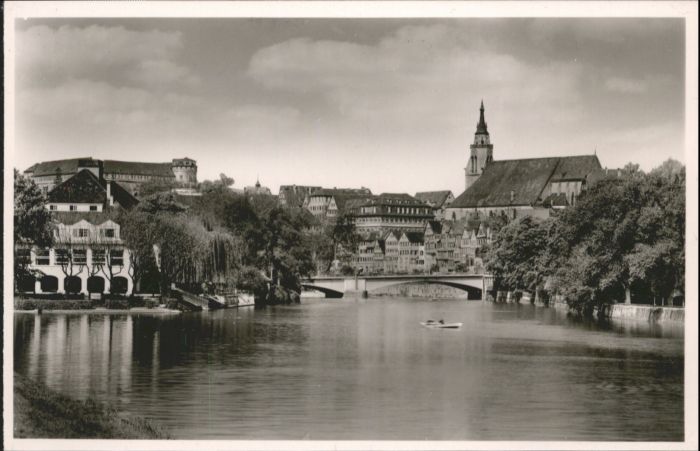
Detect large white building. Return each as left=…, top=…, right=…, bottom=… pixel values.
left=17, top=219, right=134, bottom=296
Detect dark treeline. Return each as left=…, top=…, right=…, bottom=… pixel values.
left=484, top=159, right=686, bottom=316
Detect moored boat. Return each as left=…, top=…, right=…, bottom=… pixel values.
left=420, top=320, right=463, bottom=329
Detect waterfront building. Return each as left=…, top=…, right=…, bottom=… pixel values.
left=423, top=220, right=491, bottom=274
left=382, top=231, right=401, bottom=274
left=447, top=102, right=603, bottom=220
left=24, top=157, right=198, bottom=197
left=16, top=215, right=135, bottom=296
left=353, top=233, right=385, bottom=275
left=16, top=167, right=139, bottom=296
left=345, top=193, right=434, bottom=236
left=244, top=179, right=273, bottom=196
left=397, top=231, right=424, bottom=274
left=278, top=185, right=322, bottom=208
left=303, top=187, right=373, bottom=223
left=415, top=191, right=455, bottom=220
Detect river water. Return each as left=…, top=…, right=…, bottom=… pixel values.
left=13, top=298, right=684, bottom=441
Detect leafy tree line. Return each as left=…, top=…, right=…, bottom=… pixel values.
left=118, top=179, right=317, bottom=307
left=484, top=159, right=685, bottom=316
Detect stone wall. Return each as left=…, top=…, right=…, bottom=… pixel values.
left=607, top=304, right=684, bottom=322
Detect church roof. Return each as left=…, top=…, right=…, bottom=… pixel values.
left=414, top=190, right=453, bottom=208
left=549, top=154, right=602, bottom=181
left=450, top=155, right=601, bottom=209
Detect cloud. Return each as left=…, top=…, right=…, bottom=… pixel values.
left=16, top=24, right=199, bottom=90
left=605, top=77, right=649, bottom=93
left=17, top=25, right=181, bottom=76
left=18, top=78, right=205, bottom=127
left=247, top=24, right=585, bottom=131
left=127, top=59, right=200, bottom=87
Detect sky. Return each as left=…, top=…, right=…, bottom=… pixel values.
left=13, top=18, right=686, bottom=196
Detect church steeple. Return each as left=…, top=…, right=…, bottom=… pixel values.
left=476, top=100, right=488, bottom=135
left=465, top=100, right=494, bottom=191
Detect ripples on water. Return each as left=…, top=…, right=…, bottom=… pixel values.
left=13, top=298, right=684, bottom=441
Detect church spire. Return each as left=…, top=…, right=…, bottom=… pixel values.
left=476, top=100, right=488, bottom=135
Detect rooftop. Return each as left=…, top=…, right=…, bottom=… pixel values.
left=450, top=155, right=601, bottom=209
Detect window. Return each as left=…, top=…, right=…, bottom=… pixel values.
left=55, top=249, right=70, bottom=265
left=69, top=205, right=77, bottom=211
left=49, top=205, right=57, bottom=211
left=73, top=249, right=87, bottom=265
left=101, top=228, right=116, bottom=238
left=73, top=228, right=89, bottom=238
left=89, top=205, right=98, bottom=211
left=35, top=248, right=50, bottom=265
left=16, top=248, right=31, bottom=265
left=92, top=249, right=106, bottom=266
left=110, top=249, right=124, bottom=266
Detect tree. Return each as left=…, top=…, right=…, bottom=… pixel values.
left=138, top=178, right=179, bottom=197
left=14, top=170, right=54, bottom=290
left=198, top=173, right=235, bottom=194
left=484, top=215, right=549, bottom=294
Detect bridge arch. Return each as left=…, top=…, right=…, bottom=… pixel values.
left=301, top=284, right=344, bottom=299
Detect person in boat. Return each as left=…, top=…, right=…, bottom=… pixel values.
left=438, top=319, right=444, bottom=324
left=425, top=319, right=435, bottom=324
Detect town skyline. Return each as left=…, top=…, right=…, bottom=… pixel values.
left=14, top=18, right=686, bottom=196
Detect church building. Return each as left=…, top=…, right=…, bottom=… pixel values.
left=446, top=102, right=603, bottom=220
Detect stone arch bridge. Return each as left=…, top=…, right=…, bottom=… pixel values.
left=303, top=274, right=493, bottom=300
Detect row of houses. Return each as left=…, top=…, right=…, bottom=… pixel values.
left=351, top=219, right=492, bottom=276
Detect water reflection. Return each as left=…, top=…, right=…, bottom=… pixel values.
left=13, top=301, right=684, bottom=441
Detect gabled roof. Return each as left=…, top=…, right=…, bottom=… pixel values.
left=549, top=155, right=602, bottom=181
left=425, top=220, right=442, bottom=234
left=48, top=169, right=107, bottom=204
left=414, top=191, right=453, bottom=208
left=48, top=169, right=138, bottom=209
left=450, top=155, right=601, bottom=209
left=109, top=180, right=139, bottom=209
left=401, top=231, right=425, bottom=244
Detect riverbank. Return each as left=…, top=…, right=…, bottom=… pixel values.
left=545, top=299, right=685, bottom=323
left=13, top=373, right=169, bottom=439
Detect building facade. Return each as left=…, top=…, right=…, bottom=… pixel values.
left=415, top=190, right=455, bottom=220
left=345, top=193, right=434, bottom=236
left=24, top=157, right=197, bottom=197
left=278, top=185, right=322, bottom=208
left=303, top=188, right=373, bottom=223
left=16, top=218, right=134, bottom=296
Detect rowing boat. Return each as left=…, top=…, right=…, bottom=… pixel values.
left=420, top=321, right=463, bottom=329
